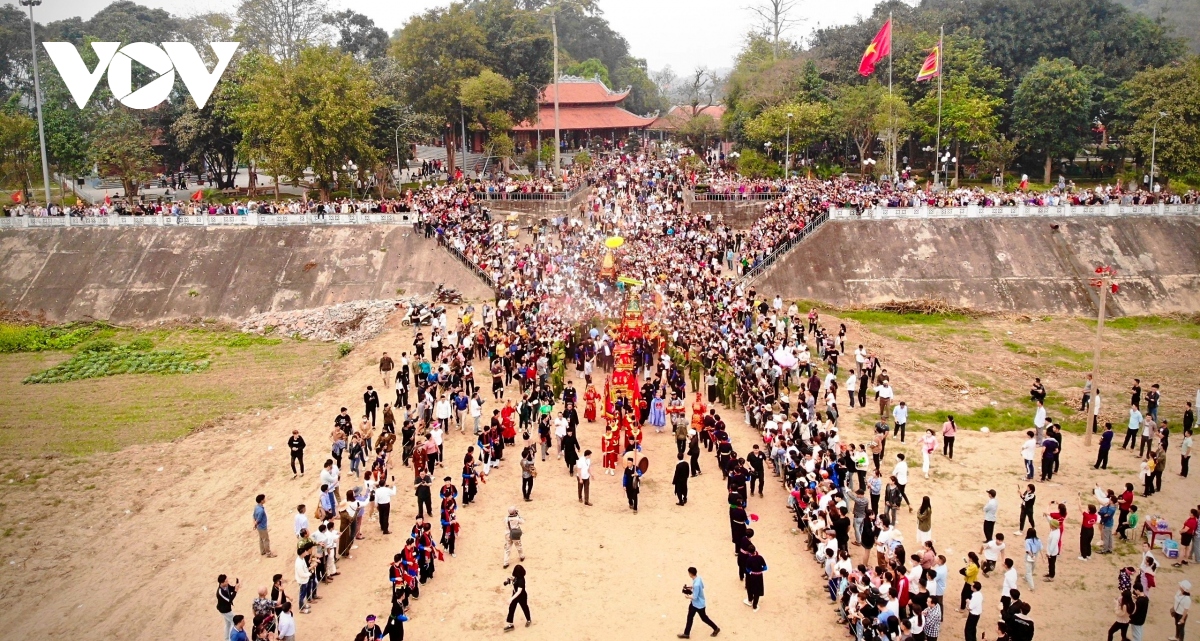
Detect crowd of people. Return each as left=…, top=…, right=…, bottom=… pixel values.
left=211, top=147, right=1196, bottom=640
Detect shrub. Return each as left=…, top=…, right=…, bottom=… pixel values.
left=0, top=323, right=98, bottom=353
left=338, top=343, right=354, bottom=358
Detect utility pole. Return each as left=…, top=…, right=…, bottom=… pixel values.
left=1087, top=266, right=1117, bottom=446
left=461, top=107, right=469, bottom=179
left=22, top=0, right=52, bottom=208
left=888, top=10, right=895, bottom=180
left=551, top=11, right=561, bottom=180
left=785, top=112, right=792, bottom=177
left=933, top=25, right=944, bottom=188
left=1149, top=111, right=1166, bottom=193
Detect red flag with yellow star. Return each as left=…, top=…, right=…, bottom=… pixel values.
left=858, top=19, right=892, bottom=76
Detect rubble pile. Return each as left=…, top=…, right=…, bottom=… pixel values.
left=239, top=299, right=400, bottom=343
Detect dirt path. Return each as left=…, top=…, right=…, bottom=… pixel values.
left=1, top=312, right=1197, bottom=640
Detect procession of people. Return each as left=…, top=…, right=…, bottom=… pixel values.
left=214, top=147, right=1196, bottom=641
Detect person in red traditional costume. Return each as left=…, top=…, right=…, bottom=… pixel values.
left=501, top=400, right=517, bottom=445
left=584, top=384, right=599, bottom=423
left=602, top=425, right=619, bottom=475
left=690, top=392, right=707, bottom=435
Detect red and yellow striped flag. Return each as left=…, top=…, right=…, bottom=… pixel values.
left=916, top=44, right=941, bottom=82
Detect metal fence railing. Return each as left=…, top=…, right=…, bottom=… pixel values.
left=693, top=191, right=785, bottom=202
left=477, top=183, right=587, bottom=202
left=435, top=234, right=498, bottom=292
left=827, top=202, right=1200, bottom=220
left=0, top=212, right=420, bottom=229
left=740, top=209, right=830, bottom=284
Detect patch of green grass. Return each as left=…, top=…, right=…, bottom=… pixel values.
left=0, top=322, right=102, bottom=353
left=907, top=401, right=1085, bottom=434
left=1079, top=315, right=1200, bottom=340
left=839, top=310, right=970, bottom=326
left=1002, top=340, right=1092, bottom=370
left=0, top=326, right=337, bottom=457
left=23, top=343, right=209, bottom=384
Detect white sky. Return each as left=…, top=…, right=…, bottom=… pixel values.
left=19, top=0, right=885, bottom=72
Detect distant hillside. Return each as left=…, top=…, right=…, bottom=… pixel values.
left=1116, top=0, right=1200, bottom=52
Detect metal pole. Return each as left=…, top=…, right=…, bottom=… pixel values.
left=394, top=127, right=402, bottom=187
left=461, top=107, right=468, bottom=179
left=1086, top=273, right=1108, bottom=446
left=24, top=0, right=52, bottom=208
left=1149, top=118, right=1158, bottom=193
left=933, top=25, right=943, bottom=188
left=552, top=11, right=561, bottom=179
left=889, top=11, right=895, bottom=179
left=785, top=115, right=791, bottom=177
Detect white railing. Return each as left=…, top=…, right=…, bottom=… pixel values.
left=0, top=211, right=420, bottom=229
left=828, top=202, right=1200, bottom=220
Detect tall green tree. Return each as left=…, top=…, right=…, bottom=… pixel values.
left=89, top=108, right=158, bottom=197
left=833, top=80, right=890, bottom=167
left=1120, top=58, right=1200, bottom=180
left=1011, top=57, right=1094, bottom=184
left=390, top=4, right=490, bottom=172
left=172, top=71, right=243, bottom=189
left=0, top=104, right=36, bottom=194
left=323, top=10, right=389, bottom=61
left=744, top=101, right=834, bottom=159
left=235, top=46, right=379, bottom=199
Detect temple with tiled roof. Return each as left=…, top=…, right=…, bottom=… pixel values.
left=513, top=76, right=656, bottom=150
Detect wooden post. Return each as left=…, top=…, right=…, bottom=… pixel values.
left=1086, top=273, right=1109, bottom=446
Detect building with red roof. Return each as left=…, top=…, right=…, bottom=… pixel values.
left=513, top=76, right=656, bottom=150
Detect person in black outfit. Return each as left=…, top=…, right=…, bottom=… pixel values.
left=673, top=452, right=690, bottom=505
left=1131, top=379, right=1142, bottom=409
left=503, top=564, right=531, bottom=630
left=335, top=408, right=353, bottom=437
left=688, top=432, right=702, bottom=476
left=729, top=496, right=748, bottom=552
left=216, top=574, right=239, bottom=640
left=356, top=615, right=383, bottom=641
left=288, top=430, right=306, bottom=477
left=623, top=460, right=642, bottom=512
left=747, top=445, right=766, bottom=497
left=364, top=386, right=380, bottom=426
left=414, top=474, right=432, bottom=519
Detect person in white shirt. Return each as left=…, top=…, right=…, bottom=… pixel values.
left=554, top=416, right=569, bottom=459
left=980, top=533, right=1007, bottom=575
left=469, top=395, right=483, bottom=434
left=1020, top=430, right=1037, bottom=480
left=893, top=453, right=912, bottom=512
left=965, top=581, right=984, bottom=640
left=374, top=481, right=396, bottom=534
left=294, top=548, right=313, bottom=613
left=293, top=505, right=309, bottom=537
left=1000, top=557, right=1018, bottom=601
left=320, top=461, right=340, bottom=495
left=430, top=423, right=445, bottom=462
left=1033, top=400, right=1047, bottom=441
left=892, top=401, right=908, bottom=442
left=577, top=450, right=593, bottom=505
left=435, top=395, right=453, bottom=423
left=276, top=603, right=296, bottom=641
left=875, top=382, right=894, bottom=419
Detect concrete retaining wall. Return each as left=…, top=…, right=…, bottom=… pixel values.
left=0, top=226, right=494, bottom=324
left=755, top=216, right=1200, bottom=316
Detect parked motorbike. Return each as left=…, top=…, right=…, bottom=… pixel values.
left=435, top=284, right=462, bottom=305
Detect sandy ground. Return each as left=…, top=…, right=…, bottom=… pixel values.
left=0, top=310, right=1197, bottom=641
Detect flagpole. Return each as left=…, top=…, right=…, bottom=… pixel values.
left=889, top=12, right=895, bottom=180
left=934, top=24, right=944, bottom=189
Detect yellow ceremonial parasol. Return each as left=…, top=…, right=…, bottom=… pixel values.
left=605, top=236, right=625, bottom=249
left=617, top=275, right=644, bottom=287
